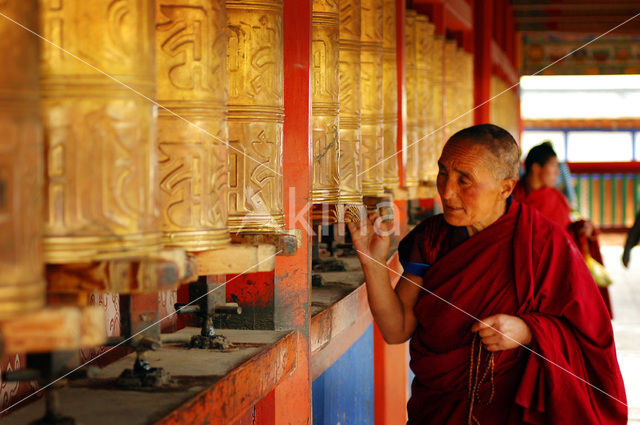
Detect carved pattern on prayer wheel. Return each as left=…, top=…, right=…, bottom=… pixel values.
left=311, top=0, right=340, bottom=206
left=155, top=0, right=230, bottom=251
left=360, top=0, right=384, bottom=197
left=404, top=10, right=419, bottom=188
left=41, top=0, right=161, bottom=263
left=443, top=40, right=457, bottom=142
left=226, top=0, right=284, bottom=234
left=432, top=35, right=444, bottom=158
left=0, top=1, right=45, bottom=318
left=337, top=0, right=363, bottom=205
left=490, top=76, right=519, bottom=142
left=416, top=16, right=435, bottom=183
left=382, top=0, right=398, bottom=190
left=415, top=14, right=431, bottom=181
left=462, top=51, right=474, bottom=128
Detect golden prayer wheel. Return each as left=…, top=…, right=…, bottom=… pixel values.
left=311, top=0, right=341, bottom=209
left=455, top=48, right=467, bottom=132
left=41, top=0, right=161, bottom=264
left=0, top=1, right=46, bottom=318
left=404, top=10, right=419, bottom=188
left=462, top=51, right=474, bottom=128
left=360, top=0, right=385, bottom=197
left=416, top=16, right=435, bottom=183
left=382, top=0, right=398, bottom=190
left=155, top=0, right=230, bottom=251
left=227, top=0, right=285, bottom=233
left=337, top=0, right=363, bottom=206
left=432, top=36, right=445, bottom=158
left=443, top=40, right=457, bottom=142
left=490, top=76, right=519, bottom=142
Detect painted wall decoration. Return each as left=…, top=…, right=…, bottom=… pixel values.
left=522, top=32, right=640, bottom=76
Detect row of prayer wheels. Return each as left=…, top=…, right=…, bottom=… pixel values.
left=0, top=0, right=478, bottom=318
left=0, top=0, right=287, bottom=318
left=404, top=10, right=474, bottom=189
left=310, top=0, right=394, bottom=221
left=490, top=76, right=520, bottom=143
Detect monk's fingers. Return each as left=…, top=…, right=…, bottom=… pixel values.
left=471, top=316, right=498, bottom=333
left=480, top=332, right=502, bottom=343
left=477, top=327, right=497, bottom=338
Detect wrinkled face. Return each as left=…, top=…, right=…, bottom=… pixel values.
left=437, top=140, right=510, bottom=230
left=540, top=156, right=560, bottom=188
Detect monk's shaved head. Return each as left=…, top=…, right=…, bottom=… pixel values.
left=444, top=124, right=521, bottom=180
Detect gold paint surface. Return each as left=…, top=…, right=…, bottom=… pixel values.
left=312, top=0, right=340, bottom=205
left=432, top=36, right=445, bottom=159
left=443, top=40, right=458, bottom=143
left=382, top=0, right=398, bottom=190
left=416, top=16, right=435, bottom=183
left=490, top=76, right=519, bottom=142
left=465, top=50, right=474, bottom=128
left=0, top=1, right=46, bottom=318
left=227, top=0, right=284, bottom=233
left=41, top=0, right=161, bottom=263
left=360, top=0, right=384, bottom=197
left=338, top=0, right=363, bottom=204
left=155, top=0, right=230, bottom=251
left=404, top=10, right=419, bottom=188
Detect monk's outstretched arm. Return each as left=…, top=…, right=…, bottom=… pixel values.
left=348, top=215, right=422, bottom=344
left=361, top=260, right=422, bottom=343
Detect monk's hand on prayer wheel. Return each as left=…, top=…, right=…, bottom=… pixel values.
left=471, top=314, right=532, bottom=352
left=347, top=212, right=395, bottom=266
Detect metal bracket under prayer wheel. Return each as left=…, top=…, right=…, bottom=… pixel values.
left=172, top=276, right=242, bottom=349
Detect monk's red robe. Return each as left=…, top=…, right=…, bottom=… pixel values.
left=398, top=201, right=626, bottom=425
left=512, top=181, right=613, bottom=318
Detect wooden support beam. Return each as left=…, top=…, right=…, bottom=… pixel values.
left=0, top=306, right=106, bottom=356
left=194, top=244, right=277, bottom=275
left=46, top=250, right=197, bottom=294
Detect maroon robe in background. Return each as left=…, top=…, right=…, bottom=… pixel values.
left=512, top=182, right=571, bottom=230
left=399, top=201, right=626, bottom=425
left=512, top=181, right=613, bottom=318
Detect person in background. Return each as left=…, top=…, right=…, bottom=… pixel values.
left=622, top=209, right=640, bottom=267
left=513, top=141, right=613, bottom=318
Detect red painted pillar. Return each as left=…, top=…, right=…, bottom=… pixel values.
left=474, top=0, right=493, bottom=124
left=374, top=254, right=409, bottom=425
left=269, top=0, right=313, bottom=423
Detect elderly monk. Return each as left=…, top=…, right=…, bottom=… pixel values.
left=513, top=142, right=613, bottom=318
left=348, top=124, right=626, bottom=425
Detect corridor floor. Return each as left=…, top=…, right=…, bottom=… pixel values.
left=601, top=241, right=640, bottom=423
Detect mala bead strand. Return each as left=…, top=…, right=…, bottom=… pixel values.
left=467, top=333, right=496, bottom=425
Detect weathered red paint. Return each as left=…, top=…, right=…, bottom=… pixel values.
left=418, top=198, right=436, bottom=211
left=226, top=272, right=274, bottom=307
left=567, top=162, right=640, bottom=174
left=310, top=282, right=372, bottom=377
left=374, top=252, right=409, bottom=425
left=268, top=0, right=313, bottom=423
